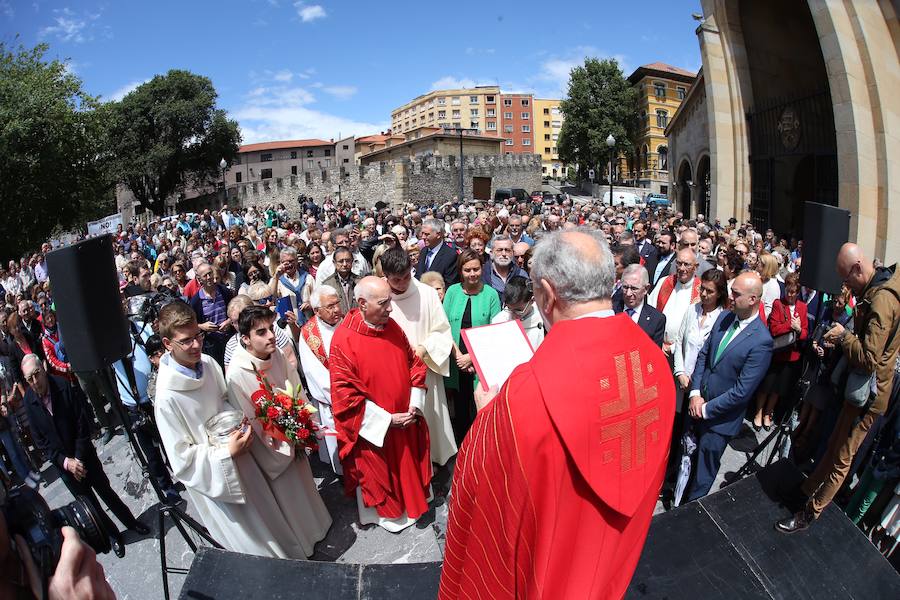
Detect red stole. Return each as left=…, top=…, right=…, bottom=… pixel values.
left=329, top=309, right=430, bottom=519
left=440, top=314, right=675, bottom=599
left=656, top=274, right=701, bottom=312
left=300, top=317, right=329, bottom=369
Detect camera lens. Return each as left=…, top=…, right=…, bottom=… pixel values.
left=52, top=495, right=112, bottom=555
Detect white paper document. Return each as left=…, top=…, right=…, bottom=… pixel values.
left=461, top=320, right=535, bottom=391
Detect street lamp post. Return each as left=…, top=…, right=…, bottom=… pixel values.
left=219, top=158, right=227, bottom=207
left=606, top=134, right=615, bottom=207
left=458, top=128, right=465, bottom=203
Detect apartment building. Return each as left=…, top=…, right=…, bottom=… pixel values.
left=390, top=86, right=501, bottom=138
left=626, top=62, right=696, bottom=194
left=498, top=93, right=534, bottom=155
left=533, top=98, right=565, bottom=178
left=224, top=139, right=336, bottom=186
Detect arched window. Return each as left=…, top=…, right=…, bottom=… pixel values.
left=657, top=146, right=668, bottom=171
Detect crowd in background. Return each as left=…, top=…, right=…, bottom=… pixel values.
left=1, top=191, right=898, bottom=566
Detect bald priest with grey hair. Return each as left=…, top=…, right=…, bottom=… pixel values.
left=440, top=228, right=675, bottom=599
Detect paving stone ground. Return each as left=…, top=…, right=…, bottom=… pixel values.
left=36, top=418, right=778, bottom=599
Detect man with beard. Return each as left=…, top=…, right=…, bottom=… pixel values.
left=645, top=229, right=676, bottom=287
left=382, top=247, right=457, bottom=466
left=483, top=235, right=529, bottom=300
left=315, top=228, right=371, bottom=286
left=298, top=285, right=345, bottom=474
left=448, top=220, right=468, bottom=251
left=505, top=214, right=534, bottom=246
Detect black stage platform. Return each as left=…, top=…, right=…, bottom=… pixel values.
left=178, top=461, right=900, bottom=599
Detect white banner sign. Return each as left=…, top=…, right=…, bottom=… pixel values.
left=86, top=213, right=123, bottom=237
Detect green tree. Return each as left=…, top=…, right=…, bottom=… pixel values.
left=0, top=43, right=114, bottom=259
left=558, top=58, right=639, bottom=183
left=107, top=70, right=241, bottom=217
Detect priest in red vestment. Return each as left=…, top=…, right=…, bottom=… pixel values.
left=329, top=276, right=432, bottom=532
left=440, top=229, right=675, bottom=599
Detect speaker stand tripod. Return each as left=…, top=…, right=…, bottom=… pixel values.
left=98, top=368, right=222, bottom=600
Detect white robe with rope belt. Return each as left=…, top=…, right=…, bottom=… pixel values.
left=390, top=278, right=458, bottom=465
left=154, top=351, right=331, bottom=560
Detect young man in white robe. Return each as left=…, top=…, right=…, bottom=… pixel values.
left=154, top=301, right=330, bottom=559
left=298, top=285, right=344, bottom=474
left=380, top=247, right=457, bottom=465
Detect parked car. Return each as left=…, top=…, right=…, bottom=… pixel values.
left=494, top=188, right=530, bottom=203
left=646, top=193, right=671, bottom=208
left=602, top=190, right=643, bottom=208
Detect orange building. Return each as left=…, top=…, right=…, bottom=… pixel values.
left=498, top=93, right=535, bottom=155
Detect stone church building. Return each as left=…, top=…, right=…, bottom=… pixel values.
left=667, top=0, right=900, bottom=262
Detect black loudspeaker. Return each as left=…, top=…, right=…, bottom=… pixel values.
left=799, top=202, right=850, bottom=296
left=46, top=235, right=130, bottom=372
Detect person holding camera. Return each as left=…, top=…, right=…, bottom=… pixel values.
left=778, top=243, right=900, bottom=533
left=21, top=355, right=149, bottom=557
left=0, top=510, right=116, bottom=600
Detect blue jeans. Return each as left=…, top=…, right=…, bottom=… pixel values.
left=0, top=427, right=33, bottom=481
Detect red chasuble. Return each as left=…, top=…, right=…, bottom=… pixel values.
left=440, top=313, right=675, bottom=599
left=329, top=309, right=431, bottom=520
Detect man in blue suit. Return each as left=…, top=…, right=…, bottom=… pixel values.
left=686, top=271, right=773, bottom=501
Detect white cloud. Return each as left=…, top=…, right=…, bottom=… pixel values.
left=108, top=78, right=150, bottom=102
left=294, top=2, right=326, bottom=22
left=1, top=1, right=14, bottom=18
left=231, top=84, right=387, bottom=143
left=430, top=76, right=495, bottom=91
left=38, top=7, right=101, bottom=43
left=531, top=46, right=630, bottom=97
left=322, top=85, right=357, bottom=99
left=272, top=69, right=293, bottom=82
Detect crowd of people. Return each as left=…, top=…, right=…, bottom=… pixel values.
left=2, top=191, right=900, bottom=597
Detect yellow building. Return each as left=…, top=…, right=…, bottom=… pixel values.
left=390, top=86, right=501, bottom=138
left=626, top=62, right=696, bottom=195
left=533, top=98, right=565, bottom=179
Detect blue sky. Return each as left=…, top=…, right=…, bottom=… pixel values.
left=3, top=0, right=703, bottom=144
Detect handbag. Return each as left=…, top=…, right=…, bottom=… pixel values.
left=771, top=302, right=798, bottom=351
left=830, top=289, right=900, bottom=408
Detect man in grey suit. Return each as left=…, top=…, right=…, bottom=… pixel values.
left=685, top=272, right=773, bottom=501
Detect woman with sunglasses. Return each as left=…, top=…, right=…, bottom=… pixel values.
left=490, top=276, right=544, bottom=349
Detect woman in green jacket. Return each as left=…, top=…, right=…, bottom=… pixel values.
left=443, top=248, right=501, bottom=444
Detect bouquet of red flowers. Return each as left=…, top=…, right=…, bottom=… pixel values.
left=250, top=367, right=319, bottom=453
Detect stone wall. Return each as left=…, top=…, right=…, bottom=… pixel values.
left=232, top=153, right=542, bottom=217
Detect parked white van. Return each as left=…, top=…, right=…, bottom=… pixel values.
left=602, top=190, right=643, bottom=208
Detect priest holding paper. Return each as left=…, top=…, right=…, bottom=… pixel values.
left=329, top=276, right=432, bottom=532
left=440, top=229, right=675, bottom=599
left=381, top=247, right=458, bottom=466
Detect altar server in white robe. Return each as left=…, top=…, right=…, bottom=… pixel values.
left=381, top=247, right=458, bottom=465
left=298, top=285, right=344, bottom=474
left=154, top=301, right=331, bottom=559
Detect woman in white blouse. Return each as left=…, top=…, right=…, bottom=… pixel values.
left=757, top=252, right=782, bottom=320
left=672, top=269, right=729, bottom=392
